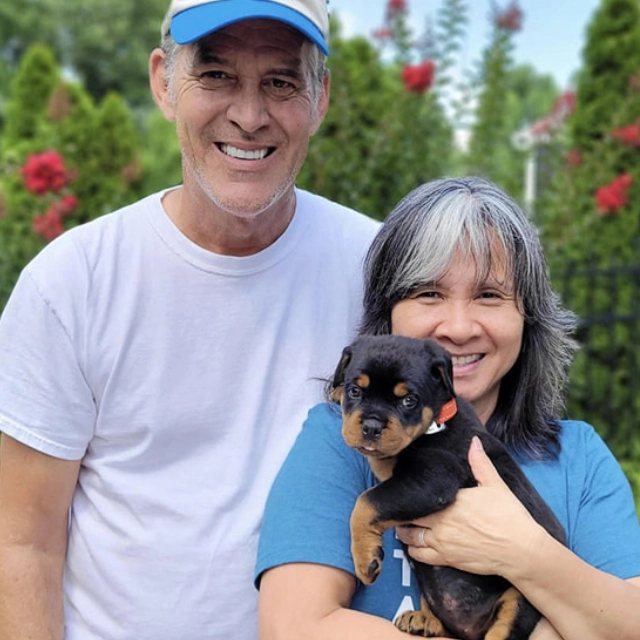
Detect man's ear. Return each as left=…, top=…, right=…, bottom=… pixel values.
left=310, top=73, right=330, bottom=137
left=149, top=48, right=176, bottom=123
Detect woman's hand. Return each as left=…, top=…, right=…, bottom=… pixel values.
left=396, top=436, right=546, bottom=580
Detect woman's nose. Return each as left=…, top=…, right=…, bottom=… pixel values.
left=432, top=302, right=481, bottom=343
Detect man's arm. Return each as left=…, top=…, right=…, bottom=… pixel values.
left=0, top=434, right=81, bottom=640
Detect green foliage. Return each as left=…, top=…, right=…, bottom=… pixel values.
left=298, top=24, right=452, bottom=220
left=538, top=0, right=640, bottom=463
left=0, top=0, right=168, bottom=110
left=570, top=0, right=640, bottom=150
left=0, top=45, right=140, bottom=307
left=467, top=19, right=517, bottom=180
left=139, top=110, right=182, bottom=195
left=2, top=44, right=59, bottom=149
left=620, top=459, right=640, bottom=515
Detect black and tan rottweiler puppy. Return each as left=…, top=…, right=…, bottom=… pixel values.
left=330, top=334, right=566, bottom=640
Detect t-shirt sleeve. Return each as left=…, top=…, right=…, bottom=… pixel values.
left=255, top=402, right=369, bottom=587
left=0, top=263, right=95, bottom=459
left=571, top=424, right=640, bottom=579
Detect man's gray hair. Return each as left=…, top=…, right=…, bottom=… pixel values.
left=360, top=176, right=579, bottom=459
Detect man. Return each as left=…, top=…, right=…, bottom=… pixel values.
left=0, top=1, right=379, bottom=638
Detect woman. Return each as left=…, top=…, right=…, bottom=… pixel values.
left=255, top=177, right=640, bottom=640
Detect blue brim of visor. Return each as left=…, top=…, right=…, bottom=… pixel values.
left=170, top=0, right=329, bottom=55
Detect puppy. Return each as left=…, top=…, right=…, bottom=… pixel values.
left=330, top=334, right=566, bottom=640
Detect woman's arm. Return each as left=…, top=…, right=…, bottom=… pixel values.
left=259, top=563, right=423, bottom=640
left=397, top=437, right=640, bottom=640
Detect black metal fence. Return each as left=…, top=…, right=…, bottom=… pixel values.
left=559, top=250, right=640, bottom=460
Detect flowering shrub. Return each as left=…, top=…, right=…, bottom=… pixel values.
left=495, top=2, right=524, bottom=32
left=402, top=60, right=436, bottom=94
left=20, top=151, right=79, bottom=240
left=595, top=173, right=633, bottom=215
left=386, top=0, right=407, bottom=17
left=611, top=122, right=640, bottom=147
left=21, top=151, right=71, bottom=195
left=566, top=148, right=582, bottom=167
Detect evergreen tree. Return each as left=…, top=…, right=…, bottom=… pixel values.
left=467, top=2, right=522, bottom=182
left=2, top=44, right=59, bottom=150
left=0, top=45, right=140, bottom=307
left=537, top=0, right=640, bottom=460
left=570, top=0, right=640, bottom=150
left=298, top=17, right=452, bottom=220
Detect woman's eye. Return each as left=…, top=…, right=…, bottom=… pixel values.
left=413, top=290, right=439, bottom=300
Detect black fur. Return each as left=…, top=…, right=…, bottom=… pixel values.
left=332, top=334, right=566, bottom=640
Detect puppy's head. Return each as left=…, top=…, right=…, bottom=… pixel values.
left=331, top=335, right=456, bottom=458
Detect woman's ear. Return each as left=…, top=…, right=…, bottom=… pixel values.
left=149, top=48, right=176, bottom=122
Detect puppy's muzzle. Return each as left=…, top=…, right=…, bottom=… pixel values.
left=361, top=417, right=385, bottom=441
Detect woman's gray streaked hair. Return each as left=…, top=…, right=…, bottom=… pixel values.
left=360, top=176, right=578, bottom=460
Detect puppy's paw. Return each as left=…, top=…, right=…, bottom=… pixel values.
left=394, top=609, right=446, bottom=637
left=354, top=545, right=384, bottom=585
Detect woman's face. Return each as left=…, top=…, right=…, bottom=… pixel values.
left=390, top=246, right=525, bottom=423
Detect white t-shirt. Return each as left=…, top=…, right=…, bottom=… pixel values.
left=0, top=188, right=380, bottom=639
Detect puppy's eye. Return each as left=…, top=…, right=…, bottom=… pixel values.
left=400, top=395, right=418, bottom=410
left=347, top=386, right=362, bottom=400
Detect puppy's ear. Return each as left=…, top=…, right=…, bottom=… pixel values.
left=329, top=346, right=352, bottom=403
left=432, top=357, right=456, bottom=399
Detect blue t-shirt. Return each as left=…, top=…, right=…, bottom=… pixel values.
left=255, top=402, right=640, bottom=622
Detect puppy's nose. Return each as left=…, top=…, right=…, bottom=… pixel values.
left=361, top=418, right=385, bottom=441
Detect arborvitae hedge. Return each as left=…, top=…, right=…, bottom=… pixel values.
left=0, top=45, right=140, bottom=307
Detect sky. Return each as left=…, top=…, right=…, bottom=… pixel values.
left=328, top=0, right=602, bottom=91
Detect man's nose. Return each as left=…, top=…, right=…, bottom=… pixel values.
left=226, top=83, right=270, bottom=133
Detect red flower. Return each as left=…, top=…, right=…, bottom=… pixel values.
left=21, top=151, right=70, bottom=195
left=611, top=123, right=640, bottom=147
left=496, top=2, right=523, bottom=31
left=58, top=194, right=79, bottom=216
left=566, top=148, right=582, bottom=167
left=386, top=0, right=407, bottom=19
left=402, top=60, right=436, bottom=94
left=373, top=27, right=395, bottom=41
left=388, top=0, right=406, bottom=11
left=595, top=173, right=633, bottom=216
left=32, top=207, right=65, bottom=241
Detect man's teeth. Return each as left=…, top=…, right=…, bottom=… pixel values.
left=452, top=354, right=482, bottom=367
left=220, top=144, right=269, bottom=160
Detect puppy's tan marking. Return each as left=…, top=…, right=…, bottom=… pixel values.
left=342, top=410, right=365, bottom=448
left=394, top=382, right=409, bottom=397
left=421, top=406, right=435, bottom=427
left=395, top=597, right=449, bottom=637
left=329, top=386, right=343, bottom=403
left=357, top=373, right=370, bottom=388
left=485, top=587, right=521, bottom=640
left=350, top=490, right=402, bottom=585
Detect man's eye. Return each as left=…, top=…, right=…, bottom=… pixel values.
left=199, top=71, right=233, bottom=87
left=347, top=386, right=362, bottom=400
left=265, top=78, right=297, bottom=97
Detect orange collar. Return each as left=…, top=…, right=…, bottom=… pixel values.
left=436, top=398, right=458, bottom=424
left=425, top=398, right=458, bottom=435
